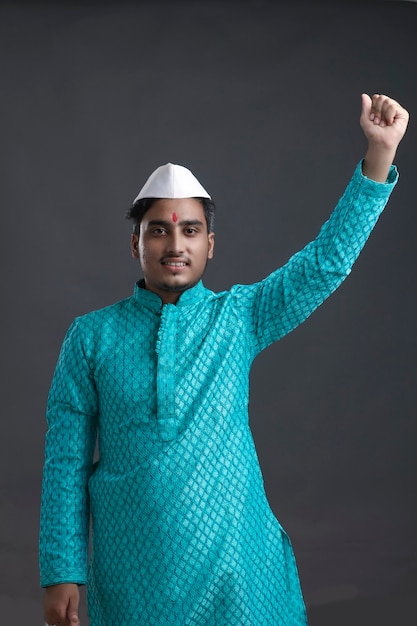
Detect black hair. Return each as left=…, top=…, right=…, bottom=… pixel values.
left=125, top=197, right=216, bottom=235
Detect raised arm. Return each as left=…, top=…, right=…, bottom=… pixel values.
left=361, top=93, right=409, bottom=182
left=232, top=93, right=408, bottom=355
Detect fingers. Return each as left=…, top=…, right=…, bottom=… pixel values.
left=360, top=92, right=409, bottom=150
left=368, top=93, right=404, bottom=127
left=361, top=92, right=372, bottom=113
left=67, top=592, right=80, bottom=626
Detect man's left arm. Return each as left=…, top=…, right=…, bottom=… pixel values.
left=233, top=94, right=409, bottom=355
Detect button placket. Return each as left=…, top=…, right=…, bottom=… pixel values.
left=155, top=304, right=178, bottom=441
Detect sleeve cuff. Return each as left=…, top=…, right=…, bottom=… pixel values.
left=357, top=159, right=399, bottom=192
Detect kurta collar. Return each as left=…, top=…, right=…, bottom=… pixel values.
left=133, top=279, right=210, bottom=311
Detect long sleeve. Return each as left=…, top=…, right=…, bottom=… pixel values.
left=231, top=160, right=398, bottom=354
left=39, top=319, right=98, bottom=587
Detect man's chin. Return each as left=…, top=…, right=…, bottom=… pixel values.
left=159, top=279, right=197, bottom=293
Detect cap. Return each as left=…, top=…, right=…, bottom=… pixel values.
left=133, top=163, right=211, bottom=203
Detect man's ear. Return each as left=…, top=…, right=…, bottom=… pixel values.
left=207, top=232, right=215, bottom=259
left=131, top=233, right=140, bottom=259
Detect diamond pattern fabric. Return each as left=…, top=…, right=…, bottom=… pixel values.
left=40, top=162, right=398, bottom=625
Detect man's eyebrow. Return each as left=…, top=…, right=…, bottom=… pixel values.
left=179, top=219, right=204, bottom=227
left=146, top=219, right=171, bottom=227
left=146, top=219, right=204, bottom=227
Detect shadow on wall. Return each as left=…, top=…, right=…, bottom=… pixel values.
left=307, top=568, right=417, bottom=624
left=307, top=592, right=416, bottom=625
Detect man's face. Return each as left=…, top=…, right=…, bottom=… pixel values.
left=131, top=198, right=215, bottom=304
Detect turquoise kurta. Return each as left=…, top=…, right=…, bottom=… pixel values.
left=40, top=162, right=398, bottom=625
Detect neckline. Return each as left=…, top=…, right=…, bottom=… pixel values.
left=133, top=279, right=209, bottom=311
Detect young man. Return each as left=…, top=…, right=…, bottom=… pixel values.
left=40, top=94, right=409, bottom=626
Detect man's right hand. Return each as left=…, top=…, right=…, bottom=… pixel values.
left=43, top=583, right=80, bottom=626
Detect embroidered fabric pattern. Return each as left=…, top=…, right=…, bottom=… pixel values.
left=40, top=162, right=398, bottom=625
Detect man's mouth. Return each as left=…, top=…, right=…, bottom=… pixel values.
left=161, top=259, right=189, bottom=271
left=161, top=258, right=189, bottom=267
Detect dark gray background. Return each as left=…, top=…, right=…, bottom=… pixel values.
left=1, top=1, right=416, bottom=624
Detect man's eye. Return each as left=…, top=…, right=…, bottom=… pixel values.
left=185, top=228, right=197, bottom=235
left=152, top=228, right=166, bottom=235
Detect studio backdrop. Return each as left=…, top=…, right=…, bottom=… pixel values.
left=1, top=1, right=416, bottom=624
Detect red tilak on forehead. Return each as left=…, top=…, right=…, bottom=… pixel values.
left=172, top=212, right=178, bottom=223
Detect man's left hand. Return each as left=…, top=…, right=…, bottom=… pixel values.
left=360, top=93, right=409, bottom=151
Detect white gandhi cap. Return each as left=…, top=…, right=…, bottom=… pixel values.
left=133, top=163, right=211, bottom=203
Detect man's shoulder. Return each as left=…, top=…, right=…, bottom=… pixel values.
left=70, top=294, right=135, bottom=331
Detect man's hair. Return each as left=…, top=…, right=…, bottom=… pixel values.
left=125, top=197, right=216, bottom=235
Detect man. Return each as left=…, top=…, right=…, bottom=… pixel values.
left=40, top=93, right=409, bottom=626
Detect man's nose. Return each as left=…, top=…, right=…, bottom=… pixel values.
left=166, top=229, right=184, bottom=254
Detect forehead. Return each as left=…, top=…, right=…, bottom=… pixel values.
left=144, top=197, right=204, bottom=220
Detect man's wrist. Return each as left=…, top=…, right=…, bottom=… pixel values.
left=362, top=143, right=397, bottom=182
